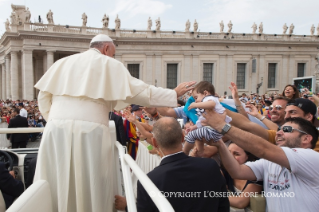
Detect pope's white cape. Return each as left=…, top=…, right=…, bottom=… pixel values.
left=35, top=49, right=177, bottom=110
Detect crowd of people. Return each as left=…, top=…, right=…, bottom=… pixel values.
left=0, top=99, right=45, bottom=147
left=112, top=81, right=319, bottom=211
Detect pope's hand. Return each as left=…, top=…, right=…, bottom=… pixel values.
left=174, top=81, right=196, bottom=97
left=202, top=110, right=226, bottom=133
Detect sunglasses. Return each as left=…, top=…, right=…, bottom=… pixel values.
left=278, top=126, right=308, bottom=135
left=269, top=105, right=283, bottom=111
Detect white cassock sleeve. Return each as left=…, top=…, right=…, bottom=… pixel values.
left=38, top=91, right=53, bottom=121
left=114, top=85, right=177, bottom=110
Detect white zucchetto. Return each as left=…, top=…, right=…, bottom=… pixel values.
left=90, top=34, right=113, bottom=44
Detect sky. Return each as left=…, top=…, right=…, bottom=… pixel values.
left=0, top=0, right=319, bottom=36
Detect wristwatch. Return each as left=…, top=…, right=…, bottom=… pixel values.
left=221, top=123, right=232, bottom=135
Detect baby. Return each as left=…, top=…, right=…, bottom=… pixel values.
left=185, top=81, right=232, bottom=154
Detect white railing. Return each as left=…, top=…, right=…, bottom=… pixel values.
left=0, top=125, right=174, bottom=212
left=115, top=141, right=174, bottom=212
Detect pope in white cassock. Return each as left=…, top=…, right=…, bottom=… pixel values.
left=33, top=34, right=195, bottom=212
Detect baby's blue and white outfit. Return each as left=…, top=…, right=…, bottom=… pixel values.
left=185, top=96, right=232, bottom=143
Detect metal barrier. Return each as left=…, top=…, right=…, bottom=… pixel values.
left=0, top=126, right=175, bottom=212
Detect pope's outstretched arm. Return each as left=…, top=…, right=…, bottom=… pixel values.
left=38, top=91, right=53, bottom=121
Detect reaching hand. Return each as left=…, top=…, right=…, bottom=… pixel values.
left=245, top=104, right=259, bottom=117
left=114, top=195, right=127, bottom=211
left=202, top=110, right=226, bottom=133
left=203, top=138, right=223, bottom=147
left=142, top=107, right=157, bottom=116
left=229, top=82, right=239, bottom=99
left=188, top=102, right=197, bottom=111
left=123, top=110, right=136, bottom=123
left=174, top=81, right=196, bottom=97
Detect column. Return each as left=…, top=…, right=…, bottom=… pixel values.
left=183, top=54, right=191, bottom=82
left=155, top=54, right=162, bottom=87
left=218, top=55, right=226, bottom=93
left=259, top=55, right=265, bottom=94
left=43, top=53, right=47, bottom=74
left=192, top=55, right=199, bottom=82
left=145, top=53, right=153, bottom=85
left=47, top=50, right=55, bottom=70
left=226, top=55, right=233, bottom=93
left=23, top=50, right=34, bottom=100
left=10, top=51, right=19, bottom=100
left=5, top=55, right=11, bottom=99
left=281, top=55, right=289, bottom=91
left=288, top=55, right=295, bottom=84
left=1, top=64, right=5, bottom=99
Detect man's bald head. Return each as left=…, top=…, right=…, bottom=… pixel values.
left=152, top=117, right=183, bottom=150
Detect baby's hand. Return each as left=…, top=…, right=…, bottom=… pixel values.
left=188, top=103, right=197, bottom=110
left=188, top=125, right=197, bottom=132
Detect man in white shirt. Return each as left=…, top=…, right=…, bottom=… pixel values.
left=18, top=103, right=27, bottom=118
left=203, top=111, right=319, bottom=212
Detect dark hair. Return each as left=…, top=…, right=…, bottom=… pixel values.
left=282, top=84, right=299, bottom=100
left=193, top=81, right=215, bottom=95
left=284, top=117, right=318, bottom=149
left=177, top=99, right=185, bottom=106
left=13, top=108, right=20, bottom=114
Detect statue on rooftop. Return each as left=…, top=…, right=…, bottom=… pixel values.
left=10, top=12, right=17, bottom=25
left=147, top=17, right=152, bottom=30
left=5, top=19, right=10, bottom=31
left=310, top=24, right=315, bottom=35
left=102, top=14, right=109, bottom=28
left=219, top=20, right=224, bottom=33
left=185, top=19, right=190, bottom=32
left=289, top=23, right=294, bottom=35
left=317, top=24, right=319, bottom=35
left=258, top=22, right=263, bottom=34
left=251, top=22, right=257, bottom=34
left=25, top=7, right=31, bottom=23
left=227, top=20, right=232, bottom=33
left=115, top=14, right=121, bottom=30
left=193, top=19, right=198, bottom=32
left=46, top=10, right=54, bottom=24
left=82, top=13, right=87, bottom=27
left=283, top=23, right=288, bottom=34
left=155, top=17, right=161, bottom=31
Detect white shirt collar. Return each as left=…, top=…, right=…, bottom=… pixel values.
left=161, top=151, right=184, bottom=161
left=89, top=48, right=101, bottom=54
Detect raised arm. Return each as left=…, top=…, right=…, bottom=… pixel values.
left=246, top=104, right=278, bottom=131
left=202, top=110, right=291, bottom=170
left=188, top=100, right=215, bottom=110
left=229, top=82, right=249, bottom=119
left=226, top=109, right=269, bottom=140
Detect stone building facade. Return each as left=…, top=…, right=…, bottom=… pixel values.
left=1, top=4, right=319, bottom=100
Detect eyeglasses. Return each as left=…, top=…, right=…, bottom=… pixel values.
left=278, top=126, right=308, bottom=135
left=270, top=105, right=283, bottom=111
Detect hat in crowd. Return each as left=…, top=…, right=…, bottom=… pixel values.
left=131, top=105, right=142, bottom=112
left=18, top=103, right=23, bottom=106
left=264, top=100, right=272, bottom=105
left=288, top=98, right=317, bottom=116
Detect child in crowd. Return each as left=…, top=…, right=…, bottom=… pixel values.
left=184, top=81, right=232, bottom=154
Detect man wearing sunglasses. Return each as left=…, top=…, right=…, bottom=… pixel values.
left=202, top=110, right=319, bottom=212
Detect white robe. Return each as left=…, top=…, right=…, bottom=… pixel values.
left=34, top=49, right=177, bottom=212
